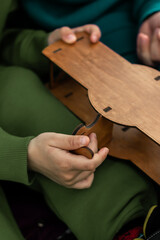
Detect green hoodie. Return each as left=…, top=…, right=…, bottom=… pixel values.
left=0, top=1, right=159, bottom=239
left=0, top=0, right=159, bottom=199
left=0, top=0, right=37, bottom=185
left=0, top=0, right=49, bottom=186
left=0, top=0, right=49, bottom=76
left=21, top=0, right=160, bottom=59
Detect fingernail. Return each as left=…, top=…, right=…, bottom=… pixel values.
left=80, top=136, right=88, bottom=145
left=104, top=147, right=109, bottom=154
left=66, top=34, right=76, bottom=42
left=91, top=35, right=97, bottom=42
left=100, top=147, right=108, bottom=155
left=140, top=34, right=148, bottom=44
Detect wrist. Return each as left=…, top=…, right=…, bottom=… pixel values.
left=27, top=138, right=38, bottom=172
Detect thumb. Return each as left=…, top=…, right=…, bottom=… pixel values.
left=50, top=133, right=90, bottom=150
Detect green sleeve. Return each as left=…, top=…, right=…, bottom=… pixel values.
left=133, top=0, right=160, bottom=25
left=0, top=28, right=49, bottom=77
left=0, top=127, right=34, bottom=185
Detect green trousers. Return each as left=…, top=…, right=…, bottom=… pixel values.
left=0, top=66, right=157, bottom=240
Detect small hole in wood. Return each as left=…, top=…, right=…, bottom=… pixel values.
left=64, top=92, right=73, bottom=98
left=122, top=126, right=130, bottom=132
left=154, top=76, right=160, bottom=81
left=53, top=48, right=62, bottom=53
left=77, top=36, right=84, bottom=42
left=103, top=106, right=112, bottom=112
left=81, top=132, right=85, bottom=135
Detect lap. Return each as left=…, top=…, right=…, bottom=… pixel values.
left=0, top=186, right=24, bottom=240
left=36, top=157, right=157, bottom=240
left=0, top=66, right=157, bottom=239
left=0, top=65, right=80, bottom=136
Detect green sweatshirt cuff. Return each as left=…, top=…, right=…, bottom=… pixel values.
left=0, top=128, right=34, bottom=185
left=138, top=1, right=160, bottom=25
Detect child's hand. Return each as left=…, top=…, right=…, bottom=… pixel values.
left=28, top=132, right=108, bottom=189
left=48, top=24, right=101, bottom=45
left=137, top=11, right=160, bottom=66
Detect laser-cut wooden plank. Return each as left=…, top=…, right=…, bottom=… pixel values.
left=46, top=74, right=160, bottom=184
left=43, top=32, right=160, bottom=145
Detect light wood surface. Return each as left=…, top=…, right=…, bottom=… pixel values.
left=72, top=114, right=113, bottom=148
left=47, top=73, right=160, bottom=184
left=43, top=32, right=160, bottom=145
left=43, top=33, right=160, bottom=184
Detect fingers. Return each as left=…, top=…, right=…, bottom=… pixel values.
left=60, top=26, right=77, bottom=44
left=48, top=24, right=101, bottom=45
left=72, top=24, right=101, bottom=43
left=47, top=29, right=63, bottom=45
left=137, top=29, right=160, bottom=66
left=45, top=132, right=108, bottom=169
left=69, top=147, right=108, bottom=189
left=49, top=144, right=108, bottom=173
left=70, top=173, right=95, bottom=189
left=70, top=147, right=109, bottom=171
left=137, top=33, right=153, bottom=66
left=158, top=28, right=160, bottom=40
left=48, top=27, right=77, bottom=45
left=71, top=170, right=95, bottom=184
left=92, top=147, right=109, bottom=168
left=61, top=24, right=101, bottom=43
left=49, top=132, right=90, bottom=150
left=150, top=28, right=160, bottom=63
left=61, top=169, right=94, bottom=187
left=29, top=132, right=108, bottom=190
left=87, top=133, right=98, bottom=153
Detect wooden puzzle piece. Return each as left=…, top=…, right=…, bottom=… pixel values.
left=43, top=33, right=160, bottom=184
left=43, top=32, right=160, bottom=145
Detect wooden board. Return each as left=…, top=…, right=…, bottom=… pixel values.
left=43, top=33, right=160, bottom=145
left=48, top=74, right=160, bottom=184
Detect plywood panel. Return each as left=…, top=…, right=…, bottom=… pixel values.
left=43, top=33, right=160, bottom=145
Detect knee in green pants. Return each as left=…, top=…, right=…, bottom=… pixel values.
left=0, top=66, right=80, bottom=136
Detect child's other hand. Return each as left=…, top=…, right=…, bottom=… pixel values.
left=137, top=11, right=160, bottom=66
left=48, top=24, right=101, bottom=45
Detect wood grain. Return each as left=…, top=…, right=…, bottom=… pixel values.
left=43, top=32, right=160, bottom=145
left=43, top=33, right=160, bottom=183
left=47, top=73, right=160, bottom=183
